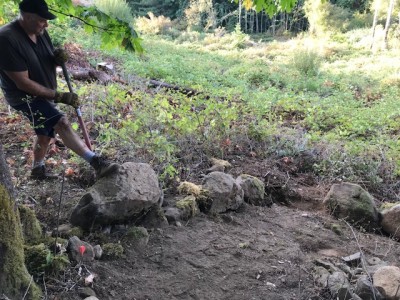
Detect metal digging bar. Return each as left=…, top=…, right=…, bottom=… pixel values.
left=60, top=62, right=92, bottom=150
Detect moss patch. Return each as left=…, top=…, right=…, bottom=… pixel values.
left=25, top=243, right=70, bottom=277
left=126, top=226, right=149, bottom=240
left=102, top=243, right=124, bottom=259
left=380, top=201, right=400, bottom=212
left=177, top=181, right=202, bottom=197
left=24, top=243, right=49, bottom=276
left=19, top=205, right=43, bottom=245
left=176, top=195, right=199, bottom=219
left=0, top=185, right=42, bottom=299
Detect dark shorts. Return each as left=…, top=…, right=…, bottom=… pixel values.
left=12, top=98, right=64, bottom=138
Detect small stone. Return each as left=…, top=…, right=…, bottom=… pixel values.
left=78, top=287, right=96, bottom=298
left=367, top=257, right=382, bottom=266
left=341, top=252, right=362, bottom=266
left=93, top=245, right=103, bottom=259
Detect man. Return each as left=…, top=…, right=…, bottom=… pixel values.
left=0, top=0, right=119, bottom=180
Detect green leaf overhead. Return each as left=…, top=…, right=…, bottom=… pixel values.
left=1, top=0, right=142, bottom=52
left=235, top=0, right=299, bottom=16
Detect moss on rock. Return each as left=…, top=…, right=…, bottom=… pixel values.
left=103, top=243, right=124, bottom=259
left=126, top=226, right=149, bottom=240
left=0, top=185, right=42, bottom=299
left=24, top=243, right=49, bottom=276
left=176, top=195, right=199, bottom=220
left=177, top=181, right=202, bottom=197
left=25, top=243, right=70, bottom=277
left=19, top=205, right=43, bottom=245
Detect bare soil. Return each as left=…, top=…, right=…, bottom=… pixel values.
left=1, top=45, right=400, bottom=300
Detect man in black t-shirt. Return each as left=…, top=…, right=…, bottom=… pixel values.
left=0, top=0, right=119, bottom=180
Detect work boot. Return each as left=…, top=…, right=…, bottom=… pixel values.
left=31, top=165, right=58, bottom=180
left=90, top=156, right=119, bottom=178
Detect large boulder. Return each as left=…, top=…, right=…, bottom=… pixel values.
left=200, top=171, right=244, bottom=214
left=323, top=182, right=380, bottom=231
left=373, top=266, right=400, bottom=300
left=381, top=204, right=400, bottom=239
left=236, top=174, right=269, bottom=206
left=70, top=162, right=162, bottom=229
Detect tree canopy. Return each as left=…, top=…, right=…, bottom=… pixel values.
left=1, top=0, right=300, bottom=52
left=1, top=0, right=143, bottom=52
left=240, top=0, right=299, bottom=15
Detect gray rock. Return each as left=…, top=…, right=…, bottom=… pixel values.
left=313, top=266, right=330, bottom=288
left=367, top=257, right=382, bottom=265
left=70, top=162, right=162, bottom=229
left=381, top=204, right=400, bottom=240
left=200, top=171, right=244, bottom=214
left=373, top=265, right=400, bottom=300
left=327, top=271, right=351, bottom=300
left=67, top=236, right=94, bottom=263
left=93, top=245, right=103, bottom=259
left=236, top=174, right=269, bottom=206
left=314, top=259, right=338, bottom=272
left=341, top=252, right=362, bottom=267
left=323, top=182, right=380, bottom=231
left=164, top=207, right=181, bottom=224
left=126, top=226, right=149, bottom=251
left=354, top=275, right=384, bottom=300
left=78, top=287, right=96, bottom=298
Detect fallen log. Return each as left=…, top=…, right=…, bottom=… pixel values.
left=58, top=66, right=213, bottom=100
left=148, top=79, right=203, bottom=97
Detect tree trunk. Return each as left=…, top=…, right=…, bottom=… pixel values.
left=238, top=0, right=242, bottom=30
left=0, top=144, right=42, bottom=299
left=370, top=1, right=380, bottom=49
left=272, top=15, right=276, bottom=36
left=244, top=8, right=248, bottom=32
left=255, top=11, right=259, bottom=33
left=383, top=0, right=395, bottom=49
left=0, top=144, right=14, bottom=199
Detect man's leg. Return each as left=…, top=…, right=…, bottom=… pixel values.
left=54, top=116, right=119, bottom=177
left=33, top=135, right=51, bottom=167
left=53, top=116, right=90, bottom=157
left=31, top=135, right=59, bottom=179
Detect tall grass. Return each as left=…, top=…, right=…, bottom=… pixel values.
left=94, top=0, right=133, bottom=23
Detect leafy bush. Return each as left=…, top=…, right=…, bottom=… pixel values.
left=0, top=1, right=18, bottom=23
left=135, top=12, right=173, bottom=35
left=94, top=0, right=133, bottom=23
left=47, top=18, right=77, bottom=47
left=292, top=49, right=322, bottom=76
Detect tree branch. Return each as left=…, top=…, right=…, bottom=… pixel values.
left=49, top=8, right=123, bottom=33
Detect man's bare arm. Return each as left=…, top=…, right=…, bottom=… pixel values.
left=4, top=70, right=56, bottom=99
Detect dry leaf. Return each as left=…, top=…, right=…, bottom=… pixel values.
left=65, top=167, right=75, bottom=177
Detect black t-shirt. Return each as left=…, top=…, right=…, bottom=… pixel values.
left=0, top=20, right=57, bottom=106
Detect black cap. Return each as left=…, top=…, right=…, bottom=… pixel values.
left=19, top=0, right=56, bottom=20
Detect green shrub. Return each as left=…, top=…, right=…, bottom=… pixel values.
left=94, top=0, right=133, bottom=23
left=135, top=12, right=173, bottom=35
left=292, top=49, right=322, bottom=76
left=102, top=243, right=124, bottom=259
left=0, top=1, right=19, bottom=23
left=25, top=244, right=70, bottom=277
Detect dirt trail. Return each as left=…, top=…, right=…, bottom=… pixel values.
left=47, top=199, right=400, bottom=300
